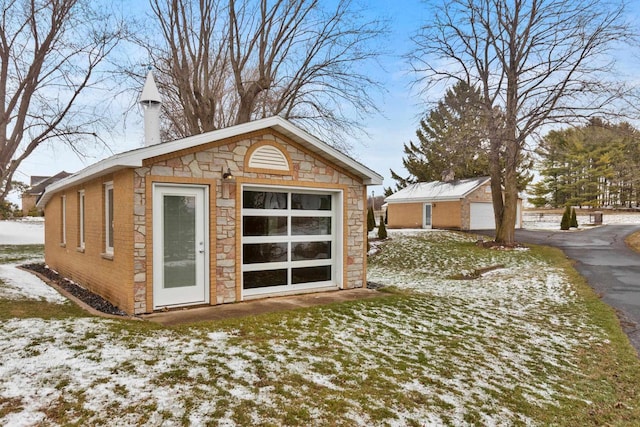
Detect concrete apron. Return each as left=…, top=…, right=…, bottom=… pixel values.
left=140, top=288, right=389, bottom=326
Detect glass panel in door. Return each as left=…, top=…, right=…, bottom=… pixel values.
left=163, top=195, right=197, bottom=288
left=153, top=184, right=208, bottom=309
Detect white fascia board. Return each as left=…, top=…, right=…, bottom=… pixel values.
left=385, top=196, right=462, bottom=204
left=36, top=155, right=142, bottom=208
left=37, top=116, right=383, bottom=208
left=268, top=118, right=383, bottom=185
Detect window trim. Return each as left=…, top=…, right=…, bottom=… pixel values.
left=60, top=195, right=66, bottom=246
left=104, top=182, right=114, bottom=255
left=78, top=190, right=85, bottom=250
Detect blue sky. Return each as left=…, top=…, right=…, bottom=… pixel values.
left=10, top=0, right=640, bottom=202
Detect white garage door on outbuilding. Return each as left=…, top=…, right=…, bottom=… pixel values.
left=470, top=202, right=521, bottom=230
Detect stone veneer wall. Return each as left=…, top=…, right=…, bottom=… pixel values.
left=460, top=182, right=494, bottom=230
left=132, top=130, right=365, bottom=313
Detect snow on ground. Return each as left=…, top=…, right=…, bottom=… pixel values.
left=0, top=264, right=66, bottom=303
left=0, top=218, right=44, bottom=245
left=0, top=230, right=609, bottom=425
left=523, top=211, right=640, bottom=230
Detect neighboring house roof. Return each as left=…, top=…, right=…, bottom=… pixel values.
left=37, top=116, right=383, bottom=208
left=24, top=171, right=72, bottom=196
left=30, top=175, right=50, bottom=186
left=385, top=176, right=492, bottom=203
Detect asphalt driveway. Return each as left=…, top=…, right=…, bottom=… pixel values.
left=477, top=225, right=640, bottom=355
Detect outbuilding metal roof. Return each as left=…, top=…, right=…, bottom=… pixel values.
left=385, top=176, right=491, bottom=203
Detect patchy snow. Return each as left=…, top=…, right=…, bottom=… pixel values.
left=523, top=211, right=640, bottom=230
left=0, top=264, right=66, bottom=304
left=0, top=229, right=611, bottom=425
left=0, top=218, right=44, bottom=244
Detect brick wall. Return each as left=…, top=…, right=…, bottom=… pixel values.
left=44, top=129, right=368, bottom=315
left=432, top=201, right=462, bottom=229
left=387, top=202, right=424, bottom=228
left=44, top=169, right=135, bottom=313
left=21, top=194, right=38, bottom=216
left=461, top=182, right=494, bottom=229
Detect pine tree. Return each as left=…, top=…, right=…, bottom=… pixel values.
left=390, top=80, right=533, bottom=196
left=537, top=119, right=640, bottom=208
left=560, top=206, right=571, bottom=230
left=389, top=81, right=490, bottom=192
left=367, top=206, right=375, bottom=232
left=528, top=181, right=550, bottom=208
left=570, top=207, right=578, bottom=228
left=377, top=215, right=387, bottom=239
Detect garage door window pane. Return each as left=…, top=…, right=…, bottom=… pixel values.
left=244, top=191, right=287, bottom=209
left=292, top=241, right=331, bottom=261
left=292, top=266, right=331, bottom=284
left=243, top=243, right=288, bottom=264
left=244, top=269, right=287, bottom=289
left=291, top=217, right=331, bottom=235
left=292, top=193, right=331, bottom=210
left=243, top=216, right=287, bottom=236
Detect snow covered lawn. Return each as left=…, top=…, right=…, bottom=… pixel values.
left=0, top=218, right=44, bottom=245
left=1, top=231, right=639, bottom=425
left=522, top=211, right=640, bottom=230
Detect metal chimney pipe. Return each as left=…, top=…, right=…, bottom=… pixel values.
left=139, top=70, right=162, bottom=146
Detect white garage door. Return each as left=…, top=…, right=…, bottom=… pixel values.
left=470, top=203, right=495, bottom=230
left=470, top=202, right=521, bottom=230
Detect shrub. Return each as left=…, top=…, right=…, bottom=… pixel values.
left=28, top=206, right=43, bottom=217
left=367, top=206, right=375, bottom=232
left=377, top=215, right=387, bottom=239
left=560, top=205, right=571, bottom=230
left=570, top=207, right=578, bottom=228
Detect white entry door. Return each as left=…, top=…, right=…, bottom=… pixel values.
left=153, top=184, right=208, bottom=309
left=423, top=203, right=432, bottom=228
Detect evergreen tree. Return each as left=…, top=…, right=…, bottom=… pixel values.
left=389, top=82, right=490, bottom=192
left=570, top=208, right=578, bottom=228
left=560, top=206, right=571, bottom=230
left=377, top=215, right=387, bottom=239
left=528, top=181, right=550, bottom=208
left=535, top=119, right=640, bottom=208
left=367, top=206, right=375, bottom=232
left=388, top=81, right=533, bottom=196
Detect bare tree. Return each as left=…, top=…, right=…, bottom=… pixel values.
left=0, top=0, right=125, bottom=203
left=410, top=0, right=635, bottom=244
left=144, top=0, right=386, bottom=150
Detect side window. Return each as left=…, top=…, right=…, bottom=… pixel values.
left=78, top=190, right=85, bottom=249
left=104, top=182, right=114, bottom=254
left=60, top=195, right=66, bottom=245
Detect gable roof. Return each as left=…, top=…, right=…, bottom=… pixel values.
left=30, top=175, right=50, bottom=186
left=24, top=171, right=72, bottom=196
left=37, top=116, right=382, bottom=208
left=385, top=176, right=491, bottom=203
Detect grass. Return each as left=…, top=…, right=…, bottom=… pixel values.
left=625, top=230, right=640, bottom=253
left=526, top=246, right=640, bottom=425
left=0, top=244, right=44, bottom=263
left=1, top=235, right=640, bottom=425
